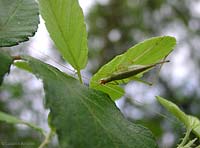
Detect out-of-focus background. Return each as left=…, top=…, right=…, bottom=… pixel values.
left=1, top=0, right=200, bottom=147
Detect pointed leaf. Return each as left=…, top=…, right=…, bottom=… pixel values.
left=38, top=0, right=88, bottom=71
left=0, top=111, right=22, bottom=123
left=90, top=36, right=176, bottom=100
left=156, top=96, right=200, bottom=138
left=0, top=52, right=13, bottom=85
left=23, top=56, right=158, bottom=148
left=0, top=111, right=45, bottom=135
left=0, top=0, right=39, bottom=47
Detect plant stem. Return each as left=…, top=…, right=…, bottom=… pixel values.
left=23, top=121, right=46, bottom=137
left=183, top=138, right=197, bottom=147
left=12, top=55, right=22, bottom=60
left=39, top=129, right=55, bottom=148
left=77, top=70, right=83, bottom=84
left=177, top=128, right=192, bottom=148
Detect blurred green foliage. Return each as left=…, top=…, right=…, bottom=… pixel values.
left=0, top=82, right=42, bottom=147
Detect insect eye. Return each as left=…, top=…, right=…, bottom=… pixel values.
left=99, top=79, right=106, bottom=85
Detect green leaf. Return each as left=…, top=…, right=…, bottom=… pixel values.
left=0, top=111, right=45, bottom=136
left=90, top=36, right=176, bottom=100
left=0, top=111, right=22, bottom=123
left=156, top=96, right=200, bottom=138
left=14, top=61, right=33, bottom=73
left=38, top=0, right=88, bottom=71
left=0, top=52, right=13, bottom=85
left=156, top=96, right=188, bottom=125
left=0, top=0, right=39, bottom=47
left=24, top=56, right=158, bottom=148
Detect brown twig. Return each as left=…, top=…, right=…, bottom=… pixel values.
left=12, top=56, right=22, bottom=61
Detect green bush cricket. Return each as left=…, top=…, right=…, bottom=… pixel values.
left=99, top=60, right=169, bottom=84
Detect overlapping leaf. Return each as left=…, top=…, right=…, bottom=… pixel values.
left=22, top=56, right=158, bottom=148
left=156, top=96, right=200, bottom=138
left=0, top=52, right=13, bottom=85
left=0, top=0, right=39, bottom=47
left=90, top=36, right=176, bottom=100
left=38, top=0, right=88, bottom=71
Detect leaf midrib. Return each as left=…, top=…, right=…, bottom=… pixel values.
left=1, top=0, right=23, bottom=30
left=76, top=89, right=130, bottom=147
left=132, top=37, right=165, bottom=63
left=75, top=85, right=147, bottom=147
left=48, top=0, right=79, bottom=70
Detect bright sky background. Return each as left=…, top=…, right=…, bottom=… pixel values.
left=79, top=0, right=94, bottom=14
left=79, top=0, right=111, bottom=14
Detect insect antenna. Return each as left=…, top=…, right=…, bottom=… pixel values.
left=150, top=54, right=171, bottom=85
